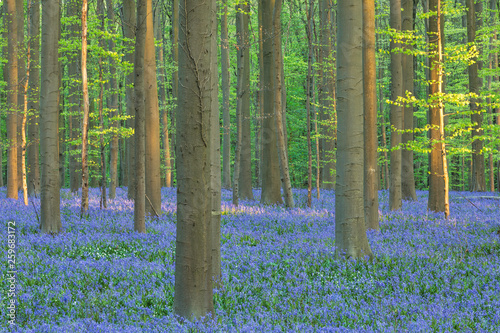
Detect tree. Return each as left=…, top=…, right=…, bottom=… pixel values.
left=260, top=0, right=283, bottom=205
left=40, top=0, right=61, bottom=233
left=145, top=0, right=161, bottom=216
left=221, top=0, right=231, bottom=189
left=468, top=0, right=486, bottom=192
left=28, top=0, right=40, bottom=196
left=233, top=5, right=244, bottom=207
left=174, top=0, right=216, bottom=319
left=401, top=0, right=417, bottom=201
left=305, top=0, right=314, bottom=208
left=428, top=0, right=449, bottom=217
left=335, top=0, right=373, bottom=259
left=133, top=0, right=146, bottom=232
left=6, top=0, right=18, bottom=200
left=363, top=0, right=379, bottom=231
left=389, top=0, right=403, bottom=211
left=80, top=0, right=90, bottom=216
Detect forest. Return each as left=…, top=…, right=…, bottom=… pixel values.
left=1, top=0, right=499, bottom=331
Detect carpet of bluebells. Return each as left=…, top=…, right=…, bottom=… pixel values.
left=1, top=187, right=500, bottom=332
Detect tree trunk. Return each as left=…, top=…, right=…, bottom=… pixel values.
left=335, top=0, right=373, bottom=260
left=468, top=0, right=486, bottom=192
left=401, top=0, right=417, bottom=201
left=145, top=0, right=161, bottom=216
left=221, top=0, right=231, bottom=189
left=233, top=6, right=244, bottom=207
left=81, top=0, right=90, bottom=216
left=379, top=67, right=389, bottom=190
left=134, top=0, right=147, bottom=232
left=389, top=0, right=403, bottom=211
left=107, top=0, right=119, bottom=199
left=260, top=0, right=282, bottom=205
left=28, top=0, right=40, bottom=196
left=306, top=0, right=313, bottom=208
left=40, top=0, right=61, bottom=233
left=363, top=0, right=379, bottom=231
left=17, top=0, right=25, bottom=192
left=174, top=0, right=215, bottom=319
left=6, top=0, right=18, bottom=199
left=273, top=0, right=294, bottom=208
left=239, top=2, right=254, bottom=201
left=428, top=0, right=450, bottom=217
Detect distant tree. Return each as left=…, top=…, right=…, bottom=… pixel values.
left=221, top=0, right=231, bottom=189
left=389, top=0, right=403, bottom=211
left=335, top=0, right=373, bottom=259
left=40, top=0, right=61, bottom=233
left=174, top=0, right=217, bottom=319
left=306, top=0, right=314, bottom=208
left=363, top=0, right=379, bottom=231
left=81, top=0, right=90, bottom=216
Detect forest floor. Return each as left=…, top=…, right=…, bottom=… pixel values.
left=1, top=187, right=499, bottom=332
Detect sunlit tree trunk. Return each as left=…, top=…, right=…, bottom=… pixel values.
left=389, top=0, right=403, bottom=211
left=260, top=0, right=282, bottom=205
left=6, top=0, right=19, bottom=199
left=363, top=0, right=379, bottom=230
left=80, top=0, right=90, bottom=216
left=428, top=0, right=449, bottom=217
left=122, top=0, right=135, bottom=198
left=40, top=0, right=61, bottom=233
left=28, top=0, right=40, bottom=196
left=335, top=0, right=373, bottom=260
left=16, top=0, right=25, bottom=192
left=174, top=0, right=216, bottom=319
left=468, top=0, right=486, bottom=192
left=221, top=0, right=231, bottom=189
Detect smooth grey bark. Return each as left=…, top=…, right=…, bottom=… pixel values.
left=233, top=6, right=244, bottom=207
left=174, top=0, right=216, bottom=320
left=28, top=0, right=40, bottom=196
left=389, top=0, right=403, bottom=211
left=335, top=0, right=373, bottom=260
left=363, top=0, right=379, bottom=231
left=40, top=0, right=61, bottom=233
left=221, top=0, right=231, bottom=189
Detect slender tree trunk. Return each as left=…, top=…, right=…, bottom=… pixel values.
left=306, top=0, right=313, bottom=208
left=468, top=0, right=486, bottom=192
left=233, top=6, right=244, bottom=207
left=97, top=0, right=107, bottom=208
left=379, top=66, right=389, bottom=190
left=145, top=0, right=161, bottom=216
left=221, top=0, right=231, bottom=189
left=16, top=0, right=25, bottom=192
left=389, top=0, right=403, bottom=211
left=428, top=0, right=449, bottom=217
left=28, top=0, right=40, bottom=196
left=273, top=0, right=294, bottom=208
left=134, top=0, right=147, bottom=232
left=335, top=0, right=373, bottom=260
left=174, top=0, right=216, bottom=319
left=6, top=0, right=18, bottom=199
left=122, top=0, right=136, bottom=199
left=256, top=3, right=264, bottom=188
left=22, top=40, right=30, bottom=206
left=261, top=0, right=283, bottom=205
left=240, top=2, right=254, bottom=200
left=40, top=0, right=61, bottom=233
left=107, top=0, right=119, bottom=199
left=81, top=0, right=90, bottom=216
left=401, top=0, right=417, bottom=201
left=363, top=0, right=379, bottom=230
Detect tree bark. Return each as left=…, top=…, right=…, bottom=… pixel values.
left=145, top=0, right=162, bottom=215
left=428, top=0, right=450, bottom=217
left=363, top=0, right=379, bottom=230
left=174, top=0, right=215, bottom=319
left=336, top=0, right=373, bottom=260
left=306, top=0, right=314, bottom=208
left=260, top=0, right=283, bottom=205
left=6, top=0, right=18, bottom=199
left=40, top=0, right=61, bottom=233
left=16, top=0, right=25, bottom=192
left=221, top=0, right=231, bottom=189
left=389, top=0, right=403, bottom=211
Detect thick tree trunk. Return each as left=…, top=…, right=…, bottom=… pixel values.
left=401, top=0, right=417, bottom=201
left=145, top=0, right=161, bottom=216
left=107, top=0, right=119, bottom=199
left=389, top=0, right=403, bottom=211
left=174, top=0, right=215, bottom=319
left=134, top=0, right=147, bottom=232
left=6, top=0, right=18, bottom=199
left=221, top=0, right=231, bottom=189
left=363, top=0, right=379, bottom=231
left=428, top=0, right=450, bottom=217
left=122, top=0, right=136, bottom=199
left=260, top=0, right=283, bottom=205
left=40, top=0, right=61, bottom=233
left=468, top=0, right=486, bottom=192
left=81, top=0, right=90, bottom=216
left=335, top=0, right=373, bottom=260
left=28, top=0, right=40, bottom=196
